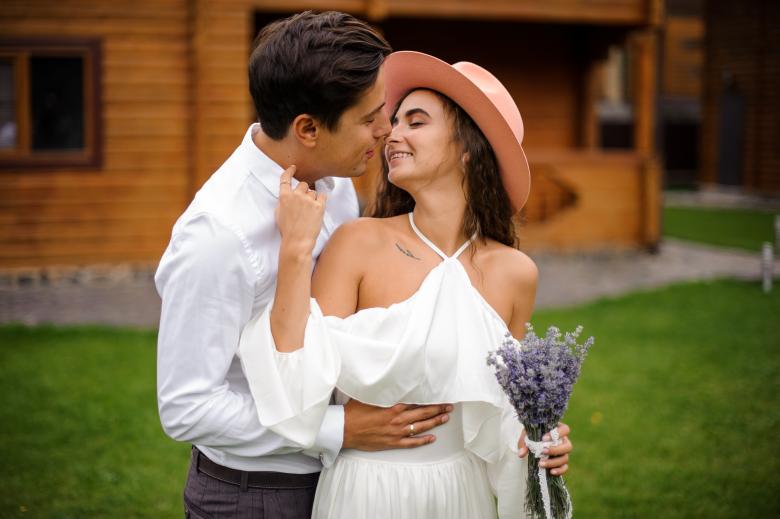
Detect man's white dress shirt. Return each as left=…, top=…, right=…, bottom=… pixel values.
left=156, top=124, right=359, bottom=473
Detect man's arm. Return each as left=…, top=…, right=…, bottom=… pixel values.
left=156, top=213, right=318, bottom=456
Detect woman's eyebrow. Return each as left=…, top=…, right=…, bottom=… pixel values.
left=391, top=108, right=431, bottom=125
left=403, top=108, right=431, bottom=119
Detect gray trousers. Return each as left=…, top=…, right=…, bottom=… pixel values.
left=183, top=448, right=319, bottom=519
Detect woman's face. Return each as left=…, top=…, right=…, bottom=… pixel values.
left=384, top=90, right=462, bottom=190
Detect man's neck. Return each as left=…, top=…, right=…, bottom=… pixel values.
left=251, top=127, right=321, bottom=185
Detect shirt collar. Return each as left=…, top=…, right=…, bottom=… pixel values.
left=242, top=123, right=336, bottom=198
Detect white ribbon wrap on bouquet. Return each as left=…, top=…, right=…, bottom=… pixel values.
left=523, top=428, right=573, bottom=519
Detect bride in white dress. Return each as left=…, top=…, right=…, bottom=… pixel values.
left=239, top=51, right=572, bottom=518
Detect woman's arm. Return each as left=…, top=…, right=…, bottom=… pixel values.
left=505, top=253, right=573, bottom=475
left=507, top=252, right=539, bottom=340
left=270, top=166, right=327, bottom=352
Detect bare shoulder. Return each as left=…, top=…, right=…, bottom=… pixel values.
left=324, top=216, right=397, bottom=256
left=480, top=240, right=538, bottom=288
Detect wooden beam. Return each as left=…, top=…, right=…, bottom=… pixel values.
left=381, top=0, right=654, bottom=26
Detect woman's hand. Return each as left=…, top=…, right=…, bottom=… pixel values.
left=517, top=422, right=572, bottom=476
left=270, top=165, right=327, bottom=352
left=275, top=165, right=327, bottom=255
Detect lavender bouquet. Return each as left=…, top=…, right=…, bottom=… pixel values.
left=487, top=324, right=594, bottom=519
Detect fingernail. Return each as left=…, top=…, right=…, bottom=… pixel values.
left=542, top=448, right=549, bottom=455
left=543, top=434, right=550, bottom=441
left=446, top=405, right=454, bottom=412
left=441, top=415, right=449, bottom=423
left=539, top=461, right=547, bottom=468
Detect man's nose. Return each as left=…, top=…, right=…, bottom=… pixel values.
left=376, top=113, right=392, bottom=138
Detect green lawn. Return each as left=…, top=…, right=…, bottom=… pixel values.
left=1, top=279, right=779, bottom=517
left=663, top=206, right=777, bottom=251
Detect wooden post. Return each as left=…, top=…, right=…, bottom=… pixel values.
left=631, top=16, right=662, bottom=250
left=640, top=157, right=662, bottom=250
left=631, top=29, right=658, bottom=157
left=580, top=58, right=602, bottom=149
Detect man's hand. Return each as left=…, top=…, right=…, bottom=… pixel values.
left=517, top=422, right=573, bottom=476
left=343, top=400, right=453, bottom=451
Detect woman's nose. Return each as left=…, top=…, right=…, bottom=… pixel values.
left=387, top=124, right=401, bottom=143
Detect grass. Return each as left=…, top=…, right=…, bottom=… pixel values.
left=0, top=327, right=190, bottom=518
left=1, top=279, right=779, bottom=517
left=663, top=206, right=777, bottom=251
left=532, top=279, right=780, bottom=518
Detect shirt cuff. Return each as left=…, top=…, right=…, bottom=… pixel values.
left=303, top=404, right=344, bottom=468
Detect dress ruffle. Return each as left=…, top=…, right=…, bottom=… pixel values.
left=239, top=258, right=528, bottom=517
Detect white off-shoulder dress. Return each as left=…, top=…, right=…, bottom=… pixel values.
left=239, top=213, right=529, bottom=518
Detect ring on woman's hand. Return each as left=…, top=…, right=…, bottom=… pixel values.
left=408, top=423, right=415, bottom=437
left=280, top=180, right=291, bottom=185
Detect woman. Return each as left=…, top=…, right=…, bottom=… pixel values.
left=240, top=51, right=570, bottom=517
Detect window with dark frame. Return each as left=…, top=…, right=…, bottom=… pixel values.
left=0, top=38, right=101, bottom=169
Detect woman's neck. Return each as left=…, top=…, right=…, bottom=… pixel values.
left=410, top=193, right=468, bottom=257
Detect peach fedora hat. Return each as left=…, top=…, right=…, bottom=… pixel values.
left=384, top=51, right=531, bottom=212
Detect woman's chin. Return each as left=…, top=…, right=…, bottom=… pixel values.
left=389, top=169, right=427, bottom=197
left=387, top=168, right=406, bottom=186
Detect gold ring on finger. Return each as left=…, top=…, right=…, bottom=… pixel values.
left=408, top=423, right=415, bottom=437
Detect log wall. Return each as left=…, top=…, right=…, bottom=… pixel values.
left=0, top=0, right=662, bottom=269
left=0, top=0, right=191, bottom=267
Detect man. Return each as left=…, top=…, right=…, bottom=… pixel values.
left=156, top=11, right=571, bottom=518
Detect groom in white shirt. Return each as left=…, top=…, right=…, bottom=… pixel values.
left=155, top=11, right=457, bottom=518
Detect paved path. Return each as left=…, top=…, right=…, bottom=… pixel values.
left=1, top=238, right=777, bottom=328
left=532, top=238, right=778, bottom=309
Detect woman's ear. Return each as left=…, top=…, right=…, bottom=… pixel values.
left=292, top=114, right=319, bottom=148
left=461, top=152, right=470, bottom=170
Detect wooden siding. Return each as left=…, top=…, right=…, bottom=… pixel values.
left=519, top=151, right=661, bottom=251
left=662, top=16, right=703, bottom=97
left=0, top=0, right=191, bottom=268
left=700, top=0, right=780, bottom=194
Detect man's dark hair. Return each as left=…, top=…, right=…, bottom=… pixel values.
left=249, top=11, right=392, bottom=140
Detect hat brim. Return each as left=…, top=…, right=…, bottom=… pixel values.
left=384, top=51, right=531, bottom=212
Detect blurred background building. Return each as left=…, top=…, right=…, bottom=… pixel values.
left=0, top=0, right=776, bottom=271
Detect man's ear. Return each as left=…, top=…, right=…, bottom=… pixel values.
left=291, top=114, right=319, bottom=148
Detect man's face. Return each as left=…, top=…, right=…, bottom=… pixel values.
left=314, top=65, right=391, bottom=178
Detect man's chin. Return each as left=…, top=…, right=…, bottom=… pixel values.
left=343, top=163, right=368, bottom=178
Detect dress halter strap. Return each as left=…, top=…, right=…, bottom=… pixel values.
left=408, top=212, right=475, bottom=260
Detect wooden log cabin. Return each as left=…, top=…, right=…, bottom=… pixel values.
left=0, top=0, right=663, bottom=269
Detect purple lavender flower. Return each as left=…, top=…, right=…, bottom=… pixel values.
left=487, top=324, right=594, bottom=519
left=487, top=324, right=593, bottom=432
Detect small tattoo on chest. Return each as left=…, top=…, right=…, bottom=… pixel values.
left=395, top=242, right=422, bottom=260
